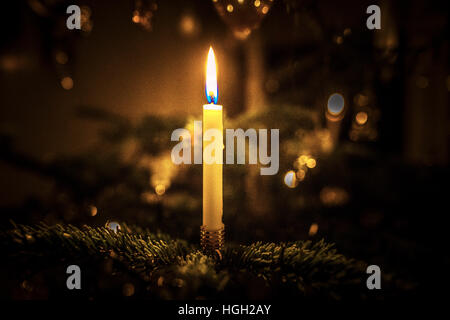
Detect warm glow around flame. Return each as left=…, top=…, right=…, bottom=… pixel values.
left=205, top=46, right=218, bottom=104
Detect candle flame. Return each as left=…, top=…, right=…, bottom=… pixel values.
left=205, top=46, right=218, bottom=104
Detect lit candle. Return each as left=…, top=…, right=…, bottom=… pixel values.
left=202, top=47, right=223, bottom=233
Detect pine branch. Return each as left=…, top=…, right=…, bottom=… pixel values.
left=1, top=222, right=367, bottom=299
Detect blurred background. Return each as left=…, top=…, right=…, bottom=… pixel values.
left=0, top=0, right=448, bottom=298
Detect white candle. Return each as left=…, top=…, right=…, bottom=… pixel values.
left=202, top=47, right=224, bottom=232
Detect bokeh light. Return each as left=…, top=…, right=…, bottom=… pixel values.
left=60, top=77, right=73, bottom=90
left=296, top=169, right=305, bottom=181
left=309, top=223, right=319, bottom=236
left=89, top=205, right=98, bottom=217
left=106, top=221, right=121, bottom=233
left=327, top=93, right=345, bottom=116
left=355, top=111, right=368, bottom=125
left=306, top=158, right=316, bottom=168
left=179, top=14, right=198, bottom=36
left=284, top=170, right=297, bottom=188
left=320, top=187, right=349, bottom=207
left=55, top=51, right=68, bottom=65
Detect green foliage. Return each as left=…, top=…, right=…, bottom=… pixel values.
left=1, top=222, right=367, bottom=299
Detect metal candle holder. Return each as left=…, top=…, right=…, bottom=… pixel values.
left=200, top=225, right=225, bottom=257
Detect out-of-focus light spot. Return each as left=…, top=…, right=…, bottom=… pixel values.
left=284, top=170, right=297, bottom=188
left=61, top=77, right=73, bottom=90
left=227, top=4, right=234, bottom=12
left=354, top=93, right=369, bottom=106
left=416, top=76, right=428, bottom=89
left=308, top=223, right=319, bottom=236
left=132, top=12, right=140, bottom=23
left=149, top=153, right=176, bottom=195
left=55, top=51, right=68, bottom=65
left=179, top=14, right=196, bottom=36
left=0, top=54, right=22, bottom=72
left=343, top=28, right=352, bottom=36
left=296, top=169, right=305, bottom=181
left=234, top=28, right=251, bottom=40
left=335, top=36, right=343, bottom=44
left=106, top=221, right=121, bottom=233
left=261, top=6, right=269, bottom=14
left=355, top=111, right=368, bottom=125
left=131, top=4, right=157, bottom=31
left=327, top=93, right=345, bottom=116
left=306, top=158, right=316, bottom=168
left=320, top=186, right=349, bottom=206
left=157, top=276, right=164, bottom=287
left=238, top=0, right=244, bottom=3
left=299, top=155, right=308, bottom=165
left=212, top=0, right=218, bottom=2
left=89, top=205, right=98, bottom=217
left=254, top=0, right=261, bottom=7
left=155, top=184, right=166, bottom=196
left=123, top=283, right=135, bottom=297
